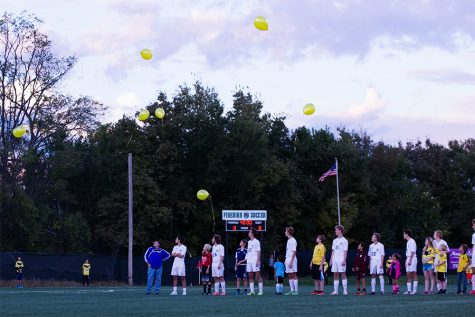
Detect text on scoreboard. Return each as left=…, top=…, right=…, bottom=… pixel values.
left=226, top=220, right=266, bottom=232
left=222, top=210, right=267, bottom=221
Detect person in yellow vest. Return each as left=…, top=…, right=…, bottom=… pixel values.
left=82, top=259, right=91, bottom=287
left=15, top=257, right=24, bottom=288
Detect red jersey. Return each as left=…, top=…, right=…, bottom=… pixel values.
left=198, top=252, right=212, bottom=267
left=354, top=250, right=368, bottom=269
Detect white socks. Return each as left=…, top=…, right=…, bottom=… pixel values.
left=220, top=281, right=226, bottom=293
left=289, top=280, right=294, bottom=291
left=215, top=282, right=219, bottom=293
left=259, top=282, right=263, bottom=292
left=250, top=282, right=255, bottom=292
left=275, top=284, right=279, bottom=292
left=407, top=283, right=412, bottom=293
left=294, top=279, right=298, bottom=292
left=413, top=281, right=418, bottom=293
left=472, top=276, right=475, bottom=290
left=379, top=276, right=385, bottom=292
left=334, top=280, right=339, bottom=293
left=342, top=279, right=348, bottom=293
left=182, top=288, right=186, bottom=295
left=173, top=286, right=177, bottom=292
left=371, top=278, right=376, bottom=292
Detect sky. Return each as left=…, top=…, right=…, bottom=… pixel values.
left=3, top=0, right=475, bottom=144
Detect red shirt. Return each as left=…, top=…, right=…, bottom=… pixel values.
left=198, top=252, right=212, bottom=267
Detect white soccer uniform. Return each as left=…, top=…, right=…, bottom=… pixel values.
left=405, top=238, right=417, bottom=272
left=472, top=233, right=475, bottom=266
left=246, top=238, right=261, bottom=272
left=171, top=244, right=187, bottom=276
left=331, top=237, right=348, bottom=273
left=368, top=243, right=385, bottom=275
left=433, top=239, right=449, bottom=272
left=211, top=244, right=225, bottom=277
left=285, top=237, right=298, bottom=273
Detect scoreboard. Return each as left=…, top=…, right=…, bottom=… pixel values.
left=225, top=220, right=266, bottom=232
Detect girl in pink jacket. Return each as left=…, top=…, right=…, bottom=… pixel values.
left=389, top=253, right=402, bottom=294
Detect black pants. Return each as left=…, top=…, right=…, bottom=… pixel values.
left=83, top=275, right=89, bottom=286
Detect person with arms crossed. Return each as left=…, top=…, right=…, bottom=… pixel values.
left=329, top=225, right=348, bottom=295
left=170, top=236, right=187, bottom=296
left=284, top=227, right=299, bottom=295
left=144, top=241, right=171, bottom=295
left=403, top=229, right=418, bottom=294
left=246, top=228, right=264, bottom=295
left=212, top=234, right=226, bottom=296
left=368, top=233, right=385, bottom=295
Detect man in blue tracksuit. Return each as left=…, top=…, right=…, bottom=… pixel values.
left=144, top=241, right=171, bottom=295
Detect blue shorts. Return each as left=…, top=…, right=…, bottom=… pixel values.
left=236, top=265, right=247, bottom=279
left=423, top=264, right=434, bottom=272
left=16, top=273, right=23, bottom=280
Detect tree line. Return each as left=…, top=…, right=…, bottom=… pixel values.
left=1, top=12, right=474, bottom=257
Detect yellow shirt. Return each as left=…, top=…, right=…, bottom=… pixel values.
left=422, top=247, right=435, bottom=264
left=323, top=262, right=328, bottom=272
left=15, top=261, right=24, bottom=273
left=435, top=253, right=447, bottom=273
left=82, top=263, right=91, bottom=276
left=312, top=244, right=326, bottom=265
left=457, top=254, right=469, bottom=273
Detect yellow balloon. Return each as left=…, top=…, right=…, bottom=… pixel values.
left=155, top=107, right=165, bottom=119
left=303, top=103, right=315, bottom=115
left=138, top=109, right=150, bottom=121
left=254, top=16, right=268, bottom=31
left=197, top=189, right=209, bottom=201
left=140, top=48, right=153, bottom=60
left=12, top=125, right=27, bottom=138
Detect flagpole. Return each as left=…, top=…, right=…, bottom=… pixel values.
left=335, top=158, right=341, bottom=226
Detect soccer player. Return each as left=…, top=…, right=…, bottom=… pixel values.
left=235, top=239, right=248, bottom=295
left=435, top=244, right=448, bottom=294
left=403, top=229, right=418, bottom=294
left=432, top=230, right=450, bottom=291
left=284, top=227, right=299, bottom=295
left=198, top=244, right=212, bottom=295
left=471, top=219, right=475, bottom=295
left=456, top=244, right=469, bottom=294
left=329, top=225, right=348, bottom=295
left=274, top=255, right=285, bottom=295
left=246, top=228, right=264, bottom=295
left=212, top=234, right=226, bottom=296
left=352, top=242, right=368, bottom=295
left=368, top=233, right=385, bottom=295
left=82, top=259, right=91, bottom=287
left=15, top=257, right=24, bottom=288
left=170, top=236, right=187, bottom=296
left=310, top=235, right=326, bottom=295
left=144, top=241, right=171, bottom=295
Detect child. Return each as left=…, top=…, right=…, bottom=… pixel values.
left=235, top=239, right=248, bottom=295
left=274, top=255, right=285, bottom=295
left=82, top=259, right=91, bottom=287
left=15, top=257, right=24, bottom=288
left=422, top=237, right=436, bottom=294
left=310, top=235, right=326, bottom=295
left=435, top=245, right=448, bottom=294
left=389, top=254, right=401, bottom=294
left=329, top=225, right=349, bottom=295
left=197, top=244, right=212, bottom=295
left=385, top=258, right=392, bottom=285
left=456, top=244, right=469, bottom=294
left=368, top=233, right=385, bottom=295
left=352, top=242, right=368, bottom=295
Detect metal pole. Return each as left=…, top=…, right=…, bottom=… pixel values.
left=335, top=158, right=341, bottom=226
left=128, top=153, right=133, bottom=286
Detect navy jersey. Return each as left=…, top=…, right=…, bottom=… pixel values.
left=235, top=248, right=247, bottom=265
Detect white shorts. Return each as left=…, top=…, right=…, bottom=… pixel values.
left=212, top=263, right=224, bottom=277
left=171, top=264, right=186, bottom=277
left=370, top=261, right=384, bottom=275
left=331, top=260, right=346, bottom=273
left=285, top=258, right=298, bottom=273
left=246, top=260, right=260, bottom=272
left=406, top=257, right=418, bottom=272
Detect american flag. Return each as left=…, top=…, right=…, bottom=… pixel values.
left=319, top=164, right=337, bottom=182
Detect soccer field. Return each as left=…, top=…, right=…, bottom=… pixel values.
left=1, top=283, right=473, bottom=317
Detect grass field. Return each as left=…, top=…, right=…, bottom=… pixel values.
left=1, top=278, right=474, bottom=317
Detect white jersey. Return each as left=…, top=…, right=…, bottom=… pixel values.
left=433, top=239, right=449, bottom=272
left=368, top=243, right=385, bottom=261
left=172, top=244, right=187, bottom=265
left=331, top=237, right=348, bottom=260
left=286, top=237, right=297, bottom=259
left=212, top=244, right=224, bottom=264
left=246, top=238, right=261, bottom=261
left=406, top=238, right=417, bottom=257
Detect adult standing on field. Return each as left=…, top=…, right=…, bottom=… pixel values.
left=144, top=241, right=171, bottom=295
left=284, top=227, right=299, bottom=295
left=403, top=229, right=418, bottom=294
left=246, top=228, right=264, bottom=295
left=432, top=230, right=450, bottom=291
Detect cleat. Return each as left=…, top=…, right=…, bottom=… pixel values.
left=220, top=292, right=226, bottom=296
left=146, top=292, right=151, bottom=295
left=284, top=291, right=293, bottom=296
left=257, top=291, right=264, bottom=296
left=380, top=292, right=384, bottom=295
left=247, top=291, right=255, bottom=296
left=212, top=292, right=220, bottom=296
left=403, top=291, right=411, bottom=295
left=410, top=291, right=417, bottom=295
left=170, top=291, right=177, bottom=296
left=311, top=291, right=319, bottom=295
left=343, top=291, right=348, bottom=295
left=291, top=291, right=299, bottom=295
left=330, top=291, right=338, bottom=296
left=370, top=292, right=376, bottom=295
